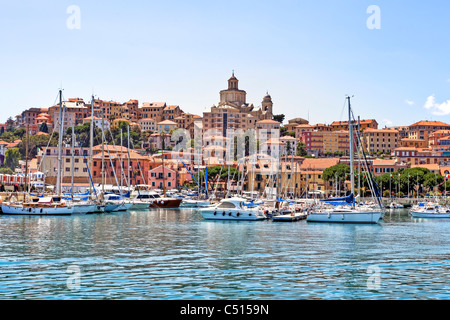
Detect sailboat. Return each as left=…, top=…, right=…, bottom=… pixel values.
left=306, top=96, right=384, bottom=224
left=1, top=90, right=74, bottom=215
left=179, top=161, right=211, bottom=208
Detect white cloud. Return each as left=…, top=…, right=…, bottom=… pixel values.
left=424, top=95, right=450, bottom=116
left=405, top=99, right=414, bottom=105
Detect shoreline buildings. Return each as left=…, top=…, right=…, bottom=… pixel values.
left=1, top=74, right=450, bottom=196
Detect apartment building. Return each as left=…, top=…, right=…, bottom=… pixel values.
left=330, top=119, right=378, bottom=131
left=362, top=128, right=399, bottom=154
left=407, top=120, right=450, bottom=145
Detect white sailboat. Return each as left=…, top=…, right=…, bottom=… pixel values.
left=410, top=202, right=450, bottom=218
left=1, top=90, right=74, bottom=215
left=307, top=96, right=384, bottom=224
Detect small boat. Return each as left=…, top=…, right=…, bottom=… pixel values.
left=199, top=197, right=267, bottom=221
left=180, top=198, right=211, bottom=208
left=129, top=200, right=150, bottom=210
left=389, top=202, right=404, bottom=209
left=104, top=193, right=133, bottom=212
left=272, top=212, right=307, bottom=222
left=71, top=201, right=97, bottom=214
left=1, top=196, right=74, bottom=216
left=148, top=196, right=183, bottom=209
left=410, top=202, right=450, bottom=218
left=272, top=201, right=307, bottom=222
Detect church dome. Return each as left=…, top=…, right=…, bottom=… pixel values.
left=263, top=92, right=272, bottom=101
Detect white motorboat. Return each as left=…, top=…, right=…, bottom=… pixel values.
left=198, top=197, right=267, bottom=221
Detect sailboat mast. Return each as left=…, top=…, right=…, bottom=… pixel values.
left=56, top=89, right=63, bottom=196
left=127, top=125, right=130, bottom=191
left=24, top=124, right=29, bottom=201
left=358, top=116, right=361, bottom=203
left=101, top=110, right=105, bottom=198
left=90, top=95, right=94, bottom=196
left=120, top=128, right=123, bottom=191
left=348, top=96, right=355, bottom=205
left=71, top=124, right=75, bottom=201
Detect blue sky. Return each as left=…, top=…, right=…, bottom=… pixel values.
left=1, top=0, right=450, bottom=127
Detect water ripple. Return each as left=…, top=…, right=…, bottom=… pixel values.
left=1, top=209, right=450, bottom=299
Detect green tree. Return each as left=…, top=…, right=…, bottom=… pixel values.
left=13, top=128, right=26, bottom=139
left=272, top=114, right=285, bottom=123
left=18, top=134, right=58, bottom=159
left=0, top=167, right=14, bottom=175
left=4, top=148, right=21, bottom=170
left=322, top=163, right=350, bottom=194
left=39, top=122, right=49, bottom=133
left=6, top=117, right=15, bottom=132
left=296, top=142, right=307, bottom=157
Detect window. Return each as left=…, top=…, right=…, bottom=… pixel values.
left=218, top=202, right=237, bottom=208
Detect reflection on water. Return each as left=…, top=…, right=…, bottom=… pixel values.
left=1, top=208, right=450, bottom=299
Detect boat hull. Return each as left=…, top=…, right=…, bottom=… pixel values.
left=104, top=203, right=121, bottom=212
left=1, top=204, right=73, bottom=215
left=307, top=211, right=383, bottom=224
left=272, top=213, right=307, bottom=222
left=199, top=208, right=267, bottom=221
left=149, top=198, right=183, bottom=209
left=410, top=210, right=450, bottom=218
left=180, top=200, right=211, bottom=208
left=114, top=202, right=133, bottom=211
left=130, top=201, right=150, bottom=210
left=72, top=204, right=97, bottom=214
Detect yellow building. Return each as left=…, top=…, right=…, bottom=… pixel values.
left=362, top=128, right=399, bottom=154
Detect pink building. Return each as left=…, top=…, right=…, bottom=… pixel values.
left=148, top=165, right=177, bottom=189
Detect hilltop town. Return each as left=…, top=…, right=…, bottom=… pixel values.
left=0, top=73, right=449, bottom=197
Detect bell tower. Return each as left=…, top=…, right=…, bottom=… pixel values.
left=228, top=70, right=239, bottom=89
left=262, top=92, right=273, bottom=118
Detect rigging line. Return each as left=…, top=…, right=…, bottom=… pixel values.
left=75, top=131, right=98, bottom=200
left=126, top=128, right=147, bottom=186
left=37, top=128, right=56, bottom=172
left=350, top=113, right=383, bottom=207
left=338, top=97, right=347, bottom=122
left=108, top=128, right=128, bottom=190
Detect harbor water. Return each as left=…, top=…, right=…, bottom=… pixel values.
left=0, top=208, right=449, bottom=300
